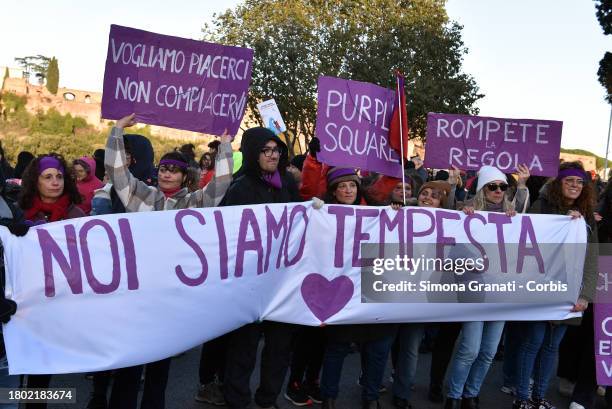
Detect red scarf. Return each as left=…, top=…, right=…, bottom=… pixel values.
left=161, top=187, right=181, bottom=199
left=24, top=194, right=72, bottom=222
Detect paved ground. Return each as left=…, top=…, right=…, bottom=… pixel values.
left=36, top=342, right=607, bottom=409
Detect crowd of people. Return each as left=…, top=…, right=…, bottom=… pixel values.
left=0, top=113, right=608, bottom=409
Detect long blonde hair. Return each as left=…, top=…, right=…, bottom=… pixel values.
left=471, top=187, right=514, bottom=212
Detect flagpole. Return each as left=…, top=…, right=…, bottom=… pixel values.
left=396, top=73, right=407, bottom=205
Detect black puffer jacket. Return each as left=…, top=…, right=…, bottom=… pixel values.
left=224, top=127, right=299, bottom=206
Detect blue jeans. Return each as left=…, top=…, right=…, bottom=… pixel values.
left=0, top=356, right=19, bottom=409
left=516, top=322, right=567, bottom=401
left=392, top=324, right=424, bottom=400
left=502, top=322, right=522, bottom=389
left=321, top=335, right=393, bottom=401
left=446, top=321, right=505, bottom=399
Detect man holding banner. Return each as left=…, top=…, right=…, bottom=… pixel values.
left=221, top=126, right=301, bottom=409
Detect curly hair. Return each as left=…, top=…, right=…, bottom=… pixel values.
left=18, top=153, right=82, bottom=209
left=546, top=161, right=595, bottom=218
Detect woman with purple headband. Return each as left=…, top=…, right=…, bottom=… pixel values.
left=511, top=161, right=598, bottom=409
left=105, top=114, right=233, bottom=212
left=19, top=154, right=84, bottom=223
left=102, top=114, right=233, bottom=409
left=17, top=153, right=85, bottom=409
left=307, top=167, right=396, bottom=409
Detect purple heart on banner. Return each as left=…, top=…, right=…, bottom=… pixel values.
left=300, top=273, right=354, bottom=322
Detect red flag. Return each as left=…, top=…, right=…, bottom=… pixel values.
left=389, top=73, right=410, bottom=160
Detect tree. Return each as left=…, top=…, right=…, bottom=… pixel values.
left=596, top=0, right=612, bottom=103
left=14, top=55, right=50, bottom=84
left=203, top=0, right=483, bottom=155
left=3, top=67, right=8, bottom=81
left=46, top=57, right=59, bottom=95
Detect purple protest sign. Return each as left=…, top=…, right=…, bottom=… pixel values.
left=596, top=303, right=612, bottom=385
left=315, top=76, right=402, bottom=177
left=596, top=256, right=612, bottom=385
left=101, top=25, right=253, bottom=136
left=424, top=113, right=563, bottom=176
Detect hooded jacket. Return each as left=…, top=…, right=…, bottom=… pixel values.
left=75, top=156, right=104, bottom=215
left=223, top=127, right=300, bottom=206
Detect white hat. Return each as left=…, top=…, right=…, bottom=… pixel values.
left=476, top=165, right=508, bottom=192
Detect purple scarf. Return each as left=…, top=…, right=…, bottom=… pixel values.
left=262, top=171, right=282, bottom=189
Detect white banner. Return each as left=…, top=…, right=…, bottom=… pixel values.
left=0, top=202, right=586, bottom=374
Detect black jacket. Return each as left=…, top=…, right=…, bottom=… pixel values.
left=224, top=127, right=299, bottom=206
left=224, top=173, right=300, bottom=206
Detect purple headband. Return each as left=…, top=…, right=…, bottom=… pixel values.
left=557, top=168, right=586, bottom=181
left=327, top=168, right=357, bottom=184
left=38, top=156, right=64, bottom=175
left=159, top=159, right=188, bottom=169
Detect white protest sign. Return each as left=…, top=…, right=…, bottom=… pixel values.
left=257, top=99, right=287, bottom=135
left=1, top=203, right=585, bottom=374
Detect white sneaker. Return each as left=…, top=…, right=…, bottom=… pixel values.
left=558, top=378, right=575, bottom=397
left=569, top=402, right=585, bottom=409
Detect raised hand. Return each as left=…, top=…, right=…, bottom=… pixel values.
left=219, top=128, right=232, bottom=144
left=448, top=165, right=461, bottom=184
left=516, top=164, right=530, bottom=187
left=116, top=113, right=137, bottom=129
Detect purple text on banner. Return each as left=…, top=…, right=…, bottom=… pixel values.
left=101, top=25, right=253, bottom=136
left=595, top=303, right=612, bottom=385
left=315, top=76, right=402, bottom=177
left=424, top=113, right=563, bottom=177
left=596, top=256, right=612, bottom=385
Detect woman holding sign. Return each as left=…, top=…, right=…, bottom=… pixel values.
left=444, top=164, right=530, bottom=409
left=512, top=161, right=597, bottom=409
left=104, top=114, right=233, bottom=409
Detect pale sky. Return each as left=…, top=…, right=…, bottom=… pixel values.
left=1, top=1, right=610, bottom=157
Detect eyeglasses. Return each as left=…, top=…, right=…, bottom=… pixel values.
left=563, top=177, right=584, bottom=186
left=486, top=183, right=509, bottom=192
left=158, top=165, right=182, bottom=174
left=261, top=147, right=281, bottom=157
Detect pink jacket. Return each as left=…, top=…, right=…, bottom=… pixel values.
left=75, top=156, right=103, bottom=215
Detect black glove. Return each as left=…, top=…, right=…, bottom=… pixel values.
left=0, top=298, right=16, bottom=324
left=7, top=222, right=29, bottom=237
left=308, top=137, right=321, bottom=158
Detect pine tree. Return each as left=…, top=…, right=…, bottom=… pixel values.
left=46, top=57, right=59, bottom=95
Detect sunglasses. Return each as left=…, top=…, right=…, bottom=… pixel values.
left=486, top=183, right=509, bottom=192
